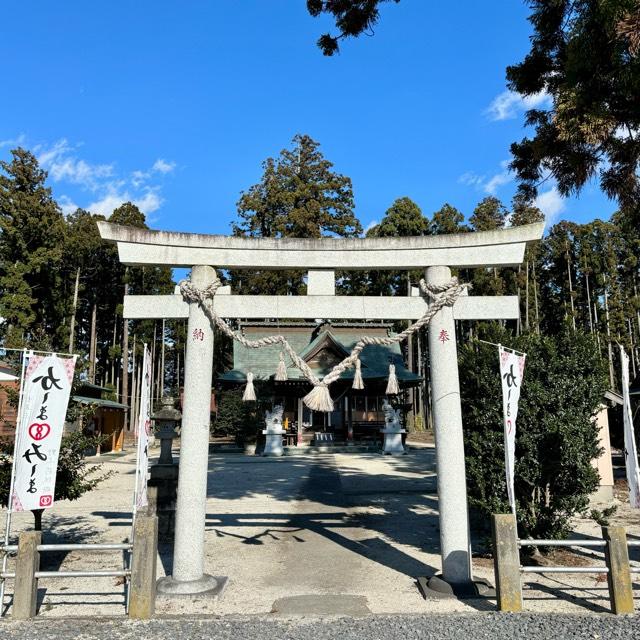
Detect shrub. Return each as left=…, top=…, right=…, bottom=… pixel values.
left=214, top=388, right=264, bottom=444
left=460, top=326, right=608, bottom=540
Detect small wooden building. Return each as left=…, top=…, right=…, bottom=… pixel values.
left=219, top=322, right=421, bottom=444
left=72, top=382, right=128, bottom=453
left=0, top=361, right=19, bottom=438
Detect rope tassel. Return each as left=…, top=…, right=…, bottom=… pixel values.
left=303, top=384, right=334, bottom=412
left=352, top=357, right=364, bottom=390
left=275, top=351, right=288, bottom=381
left=243, top=372, right=256, bottom=401
left=385, top=363, right=399, bottom=395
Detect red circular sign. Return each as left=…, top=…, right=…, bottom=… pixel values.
left=29, top=423, right=51, bottom=441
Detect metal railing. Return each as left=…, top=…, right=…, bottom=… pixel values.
left=0, top=541, right=133, bottom=617
left=0, top=513, right=158, bottom=620
left=518, top=538, right=610, bottom=575
left=492, top=514, right=638, bottom=614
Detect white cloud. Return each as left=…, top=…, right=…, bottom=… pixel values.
left=486, top=90, right=551, bottom=121
left=0, top=134, right=26, bottom=148
left=87, top=189, right=163, bottom=218
left=484, top=160, right=513, bottom=194
left=459, top=160, right=513, bottom=195
left=364, top=219, right=378, bottom=234
left=33, top=138, right=174, bottom=219
left=484, top=172, right=512, bottom=194
left=36, top=139, right=113, bottom=191
left=131, top=159, right=176, bottom=187
left=458, top=172, right=486, bottom=187
left=535, top=187, right=566, bottom=225
left=58, top=195, right=79, bottom=217
left=152, top=158, right=175, bottom=174
left=135, top=190, right=163, bottom=213
left=36, top=138, right=72, bottom=166
left=49, top=158, right=113, bottom=189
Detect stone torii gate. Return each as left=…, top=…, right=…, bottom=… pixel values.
left=98, top=220, right=543, bottom=597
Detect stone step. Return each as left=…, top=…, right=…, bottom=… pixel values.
left=283, top=444, right=380, bottom=455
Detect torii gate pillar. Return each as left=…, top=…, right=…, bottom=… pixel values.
left=426, top=266, right=472, bottom=589
left=157, top=265, right=223, bottom=595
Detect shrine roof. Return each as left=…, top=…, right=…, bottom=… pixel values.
left=219, top=323, right=420, bottom=384
left=72, top=395, right=128, bottom=410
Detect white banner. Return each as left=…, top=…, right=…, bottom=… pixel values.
left=499, top=346, right=526, bottom=513
left=620, top=346, right=640, bottom=509
left=134, top=344, right=152, bottom=509
left=11, top=354, right=76, bottom=512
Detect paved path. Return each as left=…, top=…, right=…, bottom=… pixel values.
left=2, top=613, right=640, bottom=639
left=1, top=447, right=638, bottom=619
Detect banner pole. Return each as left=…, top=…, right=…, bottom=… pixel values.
left=477, top=338, right=527, bottom=357
left=128, top=343, right=149, bottom=612
left=0, top=348, right=29, bottom=616
left=620, top=345, right=640, bottom=508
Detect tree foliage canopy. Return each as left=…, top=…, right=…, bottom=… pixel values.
left=306, top=0, right=401, bottom=55
left=508, top=0, right=640, bottom=209
left=232, top=134, right=361, bottom=294
left=234, top=134, right=360, bottom=239
left=0, top=149, right=67, bottom=347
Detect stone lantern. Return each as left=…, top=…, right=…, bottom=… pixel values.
left=149, top=396, right=181, bottom=540
left=153, top=395, right=181, bottom=465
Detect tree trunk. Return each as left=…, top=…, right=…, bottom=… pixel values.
left=151, top=322, right=157, bottom=403
left=629, top=318, right=637, bottom=379
left=593, top=301, right=601, bottom=350
left=110, top=313, right=117, bottom=386
left=585, top=269, right=593, bottom=333
left=406, top=273, right=416, bottom=421
left=89, top=302, right=97, bottom=383
left=566, top=246, right=576, bottom=331
left=69, top=267, right=80, bottom=353
left=160, top=318, right=165, bottom=398
left=122, top=281, right=129, bottom=430
left=516, top=265, right=521, bottom=336
left=525, top=261, right=530, bottom=331
left=176, top=344, right=181, bottom=393
left=532, top=261, right=540, bottom=334
left=635, top=281, right=640, bottom=334
left=603, top=277, right=614, bottom=388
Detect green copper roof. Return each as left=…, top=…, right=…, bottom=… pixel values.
left=219, top=324, right=420, bottom=384
left=72, top=395, right=128, bottom=410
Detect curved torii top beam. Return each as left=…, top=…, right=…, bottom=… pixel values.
left=97, top=221, right=544, bottom=270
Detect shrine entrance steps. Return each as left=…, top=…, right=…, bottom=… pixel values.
left=283, top=443, right=380, bottom=455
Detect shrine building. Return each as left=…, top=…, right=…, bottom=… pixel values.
left=218, top=321, right=421, bottom=443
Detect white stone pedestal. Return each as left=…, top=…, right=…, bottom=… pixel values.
left=381, top=428, right=407, bottom=455
left=262, top=428, right=285, bottom=456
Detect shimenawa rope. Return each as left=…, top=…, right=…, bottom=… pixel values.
left=179, top=274, right=470, bottom=411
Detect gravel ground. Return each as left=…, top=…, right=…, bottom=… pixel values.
left=2, top=613, right=640, bottom=640
left=1, top=447, right=638, bottom=619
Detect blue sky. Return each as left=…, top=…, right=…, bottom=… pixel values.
left=0, top=1, right=618, bottom=235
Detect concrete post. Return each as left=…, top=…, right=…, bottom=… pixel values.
left=492, top=514, right=522, bottom=612
left=426, top=265, right=472, bottom=587
left=157, top=264, right=220, bottom=595
left=13, top=531, right=41, bottom=620
left=603, top=526, right=634, bottom=614
left=129, top=514, right=158, bottom=619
